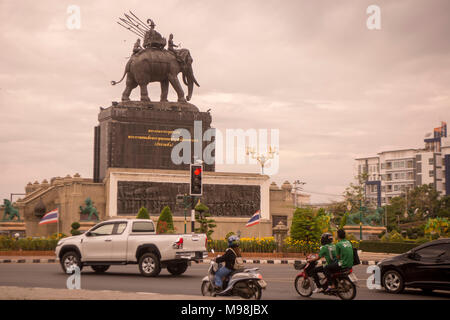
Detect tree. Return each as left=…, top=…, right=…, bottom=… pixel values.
left=157, top=206, right=175, bottom=234
left=344, top=172, right=370, bottom=212
left=385, top=196, right=406, bottom=229
left=290, top=208, right=321, bottom=243
left=339, top=212, right=349, bottom=229
left=407, top=184, right=440, bottom=218
left=194, top=202, right=216, bottom=239
left=136, top=207, right=150, bottom=219
left=437, top=195, right=450, bottom=218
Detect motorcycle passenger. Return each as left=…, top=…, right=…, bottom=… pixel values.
left=214, top=235, right=242, bottom=290
left=310, top=233, right=340, bottom=293
left=336, top=229, right=354, bottom=271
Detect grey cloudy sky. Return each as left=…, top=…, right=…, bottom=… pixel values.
left=0, top=0, right=449, bottom=203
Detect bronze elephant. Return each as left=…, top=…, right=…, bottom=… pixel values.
left=112, top=48, right=199, bottom=103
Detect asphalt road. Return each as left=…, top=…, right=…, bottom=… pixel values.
left=0, top=263, right=449, bottom=300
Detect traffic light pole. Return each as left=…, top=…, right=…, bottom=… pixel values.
left=191, top=196, right=196, bottom=233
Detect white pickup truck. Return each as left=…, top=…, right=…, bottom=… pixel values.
left=55, top=219, right=208, bottom=277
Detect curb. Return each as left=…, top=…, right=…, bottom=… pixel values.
left=0, top=259, right=58, bottom=264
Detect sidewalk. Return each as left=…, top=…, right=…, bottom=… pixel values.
left=0, top=251, right=398, bottom=265
left=0, top=286, right=218, bottom=300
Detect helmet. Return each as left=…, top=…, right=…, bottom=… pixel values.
left=228, top=235, right=240, bottom=248
left=320, top=233, right=333, bottom=245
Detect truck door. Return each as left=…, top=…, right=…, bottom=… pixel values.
left=82, top=223, right=115, bottom=261
left=110, top=222, right=128, bottom=261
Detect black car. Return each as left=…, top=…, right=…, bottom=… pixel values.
left=379, top=238, right=450, bottom=294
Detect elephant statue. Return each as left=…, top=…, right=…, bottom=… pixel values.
left=111, top=48, right=200, bottom=103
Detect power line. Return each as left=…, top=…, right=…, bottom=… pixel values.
left=302, top=189, right=344, bottom=197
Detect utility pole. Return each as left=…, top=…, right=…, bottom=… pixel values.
left=293, top=180, right=306, bottom=208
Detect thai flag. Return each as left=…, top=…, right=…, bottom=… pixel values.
left=39, top=209, right=59, bottom=225
left=246, top=210, right=261, bottom=227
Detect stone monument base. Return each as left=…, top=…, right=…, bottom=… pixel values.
left=94, top=101, right=214, bottom=182
left=0, top=221, right=26, bottom=237
left=344, top=225, right=386, bottom=241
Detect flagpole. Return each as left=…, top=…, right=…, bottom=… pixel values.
left=259, top=211, right=261, bottom=239
left=57, top=204, right=60, bottom=236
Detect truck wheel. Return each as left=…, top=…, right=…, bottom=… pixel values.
left=61, top=251, right=83, bottom=273
left=167, top=261, right=188, bottom=276
left=138, top=253, right=161, bottom=277
left=91, top=265, right=110, bottom=273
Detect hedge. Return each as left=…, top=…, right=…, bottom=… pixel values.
left=0, top=236, right=62, bottom=251
left=359, top=241, right=419, bottom=254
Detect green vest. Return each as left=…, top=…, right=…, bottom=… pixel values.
left=336, top=239, right=354, bottom=268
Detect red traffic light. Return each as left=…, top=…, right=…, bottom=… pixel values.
left=194, top=168, right=202, bottom=175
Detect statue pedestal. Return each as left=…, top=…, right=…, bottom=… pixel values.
left=94, top=102, right=214, bottom=182
left=344, top=225, right=386, bottom=241
left=0, top=221, right=26, bottom=237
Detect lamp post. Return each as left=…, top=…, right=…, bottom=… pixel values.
left=246, top=146, right=278, bottom=175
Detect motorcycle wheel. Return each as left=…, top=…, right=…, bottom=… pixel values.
left=294, top=275, right=313, bottom=297
left=246, top=281, right=262, bottom=300
left=336, top=278, right=357, bottom=300
left=201, top=281, right=214, bottom=296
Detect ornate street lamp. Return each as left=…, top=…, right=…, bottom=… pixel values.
left=246, top=146, right=278, bottom=175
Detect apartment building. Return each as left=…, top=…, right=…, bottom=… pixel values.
left=355, top=122, right=449, bottom=206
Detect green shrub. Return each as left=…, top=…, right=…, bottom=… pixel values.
left=290, top=208, right=321, bottom=243
left=70, top=222, right=81, bottom=236
left=136, top=207, right=150, bottom=219
left=0, top=236, right=59, bottom=251
left=157, top=206, right=175, bottom=234
left=381, top=230, right=404, bottom=242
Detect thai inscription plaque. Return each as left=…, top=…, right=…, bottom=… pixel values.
left=117, top=181, right=260, bottom=217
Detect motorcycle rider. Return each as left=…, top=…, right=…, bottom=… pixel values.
left=310, top=233, right=340, bottom=293
left=214, top=235, right=242, bottom=290
left=336, top=229, right=354, bottom=272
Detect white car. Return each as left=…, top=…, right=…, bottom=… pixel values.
left=55, top=219, right=208, bottom=276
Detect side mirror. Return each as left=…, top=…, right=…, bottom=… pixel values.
left=85, top=231, right=92, bottom=237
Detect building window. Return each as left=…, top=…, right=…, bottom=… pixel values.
left=429, top=158, right=434, bottom=165
left=429, top=170, right=434, bottom=177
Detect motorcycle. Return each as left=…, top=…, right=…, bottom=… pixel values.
left=201, top=250, right=267, bottom=299
left=294, top=253, right=357, bottom=300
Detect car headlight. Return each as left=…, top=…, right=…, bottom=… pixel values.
left=56, top=240, right=64, bottom=247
